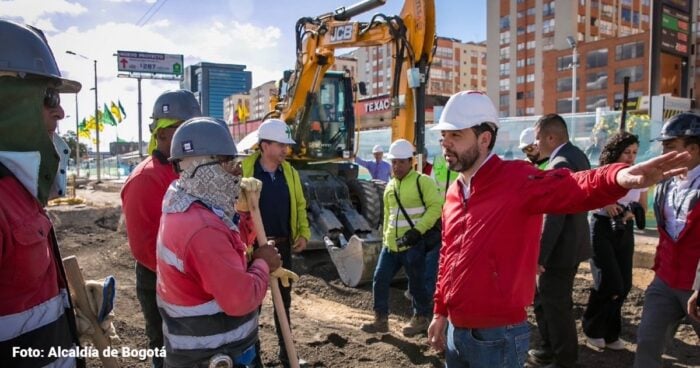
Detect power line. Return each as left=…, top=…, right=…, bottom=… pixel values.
left=136, top=0, right=169, bottom=27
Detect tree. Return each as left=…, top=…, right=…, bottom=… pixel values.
left=61, top=131, right=88, bottom=162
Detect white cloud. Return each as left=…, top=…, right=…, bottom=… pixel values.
left=0, top=0, right=87, bottom=24
left=45, top=18, right=288, bottom=149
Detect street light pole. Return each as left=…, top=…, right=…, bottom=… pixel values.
left=571, top=46, right=577, bottom=115
left=566, top=36, right=578, bottom=116
left=66, top=51, right=101, bottom=181
left=93, top=59, right=100, bottom=182
left=74, top=93, right=80, bottom=177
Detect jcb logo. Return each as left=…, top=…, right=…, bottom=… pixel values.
left=329, top=25, right=354, bottom=43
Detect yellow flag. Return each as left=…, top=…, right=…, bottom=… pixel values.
left=110, top=101, right=123, bottom=123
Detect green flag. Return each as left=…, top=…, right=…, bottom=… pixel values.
left=102, top=103, right=117, bottom=126
left=118, top=100, right=127, bottom=118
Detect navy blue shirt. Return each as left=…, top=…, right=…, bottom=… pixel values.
left=254, top=158, right=291, bottom=238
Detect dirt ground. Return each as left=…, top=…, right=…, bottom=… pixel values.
left=48, top=187, right=699, bottom=367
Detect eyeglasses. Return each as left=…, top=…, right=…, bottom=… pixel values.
left=522, top=145, right=536, bottom=154
left=44, top=87, right=61, bottom=109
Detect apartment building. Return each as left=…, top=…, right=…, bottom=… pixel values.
left=487, top=0, right=654, bottom=117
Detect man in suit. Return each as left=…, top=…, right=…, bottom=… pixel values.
left=528, top=114, right=592, bottom=368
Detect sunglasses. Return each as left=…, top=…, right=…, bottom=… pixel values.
left=522, top=145, right=537, bottom=154
left=44, top=87, right=61, bottom=109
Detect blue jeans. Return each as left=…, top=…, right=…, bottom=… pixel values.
left=425, top=243, right=441, bottom=299
left=445, top=321, right=529, bottom=368
left=372, top=245, right=431, bottom=317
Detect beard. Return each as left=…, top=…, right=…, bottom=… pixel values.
left=446, top=144, right=480, bottom=172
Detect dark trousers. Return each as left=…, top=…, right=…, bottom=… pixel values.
left=136, top=262, right=164, bottom=368
left=534, top=265, right=579, bottom=368
left=272, top=239, right=294, bottom=363
left=583, top=217, right=634, bottom=342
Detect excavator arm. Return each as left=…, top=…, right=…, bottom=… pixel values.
left=272, top=0, right=435, bottom=156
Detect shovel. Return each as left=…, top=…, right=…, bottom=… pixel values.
left=245, top=190, right=300, bottom=368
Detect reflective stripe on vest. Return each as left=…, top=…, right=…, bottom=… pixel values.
left=162, top=314, right=258, bottom=350
left=0, top=289, right=70, bottom=341
left=157, top=239, right=185, bottom=273
left=157, top=296, right=224, bottom=318
left=389, top=205, right=426, bottom=229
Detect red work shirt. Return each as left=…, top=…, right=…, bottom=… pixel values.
left=121, top=151, right=178, bottom=271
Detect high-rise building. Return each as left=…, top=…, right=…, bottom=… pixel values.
left=348, top=37, right=486, bottom=98
left=181, top=62, right=252, bottom=119
left=488, top=0, right=653, bottom=117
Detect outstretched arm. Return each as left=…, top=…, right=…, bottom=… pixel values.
left=616, top=151, right=690, bottom=189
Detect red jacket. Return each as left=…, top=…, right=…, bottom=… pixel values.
left=652, top=179, right=700, bottom=290
left=435, top=156, right=627, bottom=328
left=157, top=202, right=269, bottom=366
left=0, top=172, right=79, bottom=366
left=121, top=152, right=178, bottom=271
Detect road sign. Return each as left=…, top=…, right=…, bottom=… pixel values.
left=116, top=51, right=183, bottom=76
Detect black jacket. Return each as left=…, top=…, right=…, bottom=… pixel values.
left=539, top=142, right=592, bottom=268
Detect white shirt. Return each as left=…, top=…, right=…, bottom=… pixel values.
left=594, top=188, right=647, bottom=216
left=662, top=164, right=700, bottom=240
left=458, top=153, right=495, bottom=200
left=547, top=142, right=567, bottom=165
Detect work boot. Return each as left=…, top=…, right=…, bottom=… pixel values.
left=401, top=315, right=429, bottom=337
left=361, top=313, right=389, bottom=333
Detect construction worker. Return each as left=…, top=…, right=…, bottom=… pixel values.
left=426, top=90, right=690, bottom=368
left=241, top=118, right=310, bottom=367
left=120, top=89, right=201, bottom=368
left=431, top=141, right=457, bottom=198
left=361, top=139, right=443, bottom=337
left=634, top=112, right=700, bottom=368
left=156, top=117, right=285, bottom=367
left=519, top=126, right=549, bottom=168
left=356, top=144, right=391, bottom=182
left=0, top=20, right=83, bottom=367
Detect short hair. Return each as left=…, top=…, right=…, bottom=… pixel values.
left=472, top=122, right=498, bottom=150
left=535, top=113, right=569, bottom=141
left=683, top=135, right=700, bottom=149
left=599, top=131, right=639, bottom=165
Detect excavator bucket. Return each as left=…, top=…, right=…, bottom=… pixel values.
left=326, top=235, right=382, bottom=287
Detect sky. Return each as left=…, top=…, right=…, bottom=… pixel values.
left=1, top=0, right=486, bottom=151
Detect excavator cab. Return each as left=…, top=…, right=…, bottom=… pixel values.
left=301, top=71, right=354, bottom=160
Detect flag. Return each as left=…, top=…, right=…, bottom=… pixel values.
left=78, top=118, right=92, bottom=139
left=236, top=100, right=249, bottom=124
left=85, top=114, right=104, bottom=132
left=103, top=103, right=117, bottom=126
left=110, top=101, right=123, bottom=123
left=118, top=100, right=127, bottom=119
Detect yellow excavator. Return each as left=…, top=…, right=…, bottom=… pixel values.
left=265, top=0, right=435, bottom=286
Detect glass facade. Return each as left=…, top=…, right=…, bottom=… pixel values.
left=181, top=63, right=252, bottom=119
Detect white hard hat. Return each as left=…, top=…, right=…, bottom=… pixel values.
left=518, top=127, right=536, bottom=149
left=258, top=118, right=296, bottom=144
left=372, top=145, right=384, bottom=153
left=431, top=90, right=498, bottom=131
left=385, top=139, right=415, bottom=159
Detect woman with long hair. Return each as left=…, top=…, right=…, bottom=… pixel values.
left=582, top=131, right=648, bottom=351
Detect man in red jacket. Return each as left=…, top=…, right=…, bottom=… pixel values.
left=121, top=89, right=201, bottom=368
left=634, top=113, right=700, bottom=368
left=426, top=90, right=691, bottom=368
left=0, top=20, right=84, bottom=367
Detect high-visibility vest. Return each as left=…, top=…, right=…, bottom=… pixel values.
left=432, top=154, right=458, bottom=198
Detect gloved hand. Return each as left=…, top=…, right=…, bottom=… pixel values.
left=236, top=177, right=263, bottom=212
left=270, top=267, right=299, bottom=287
left=74, top=278, right=120, bottom=345
left=401, top=228, right=422, bottom=247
